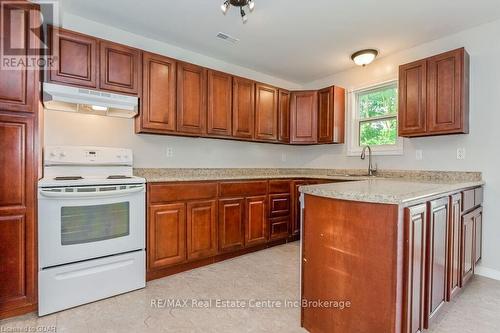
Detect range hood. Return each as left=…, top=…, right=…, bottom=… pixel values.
left=42, top=83, right=139, bottom=118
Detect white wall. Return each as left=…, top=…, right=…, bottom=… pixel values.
left=44, top=15, right=500, bottom=274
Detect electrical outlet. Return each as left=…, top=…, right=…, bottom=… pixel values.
left=281, top=152, right=287, bottom=162
left=457, top=148, right=466, bottom=160
left=415, top=150, right=423, bottom=160
left=166, top=147, right=174, bottom=158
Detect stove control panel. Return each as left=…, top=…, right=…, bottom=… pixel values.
left=45, top=146, right=133, bottom=166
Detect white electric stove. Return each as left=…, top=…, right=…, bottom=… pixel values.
left=38, top=146, right=146, bottom=316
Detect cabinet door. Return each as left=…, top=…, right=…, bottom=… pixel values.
left=99, top=41, right=141, bottom=95
left=474, top=207, right=483, bottom=264
left=425, top=197, right=449, bottom=328
left=0, top=115, right=36, bottom=317
left=148, top=203, right=186, bottom=269
left=461, top=211, right=475, bottom=286
left=245, top=195, right=268, bottom=247
left=47, top=26, right=98, bottom=88
left=399, top=60, right=427, bottom=136
left=177, top=62, right=207, bottom=134
left=232, top=77, right=255, bottom=139
left=187, top=200, right=217, bottom=261
left=278, top=89, right=290, bottom=142
left=254, top=84, right=278, bottom=141
left=317, top=87, right=334, bottom=143
left=0, top=2, right=39, bottom=113
left=269, top=216, right=290, bottom=241
left=447, top=194, right=461, bottom=299
left=403, top=204, right=427, bottom=333
left=427, top=48, right=466, bottom=134
left=218, top=198, right=245, bottom=253
left=291, top=181, right=307, bottom=238
left=139, top=52, right=176, bottom=132
left=332, top=86, right=346, bottom=144
left=207, top=70, right=232, bottom=137
left=269, top=194, right=290, bottom=218
left=290, top=91, right=318, bottom=144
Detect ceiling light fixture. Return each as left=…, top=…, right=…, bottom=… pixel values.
left=221, top=0, right=255, bottom=23
left=351, top=49, right=379, bottom=66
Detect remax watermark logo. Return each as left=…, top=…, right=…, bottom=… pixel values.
left=1, top=0, right=59, bottom=70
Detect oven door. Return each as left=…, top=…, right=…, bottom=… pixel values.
left=38, top=184, right=145, bottom=268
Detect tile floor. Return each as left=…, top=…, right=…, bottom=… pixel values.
left=1, top=242, right=499, bottom=333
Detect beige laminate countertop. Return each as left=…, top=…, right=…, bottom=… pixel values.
left=299, top=179, right=484, bottom=205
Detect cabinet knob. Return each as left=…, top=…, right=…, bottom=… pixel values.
left=303, top=258, right=307, bottom=263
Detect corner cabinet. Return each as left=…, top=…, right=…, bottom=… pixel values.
left=290, top=91, right=318, bottom=144
left=278, top=90, right=291, bottom=143
left=399, top=48, right=469, bottom=137
left=317, top=86, right=345, bottom=143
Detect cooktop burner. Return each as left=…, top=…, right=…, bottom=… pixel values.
left=107, top=175, right=133, bottom=179
left=54, top=176, right=84, bottom=181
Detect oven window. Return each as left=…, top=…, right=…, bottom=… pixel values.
left=61, top=202, right=130, bottom=245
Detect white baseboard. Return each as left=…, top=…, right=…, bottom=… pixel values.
left=475, top=265, right=500, bottom=281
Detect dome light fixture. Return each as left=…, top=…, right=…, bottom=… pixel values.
left=221, top=0, right=255, bottom=23
left=351, top=49, right=379, bottom=66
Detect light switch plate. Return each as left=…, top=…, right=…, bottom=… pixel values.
left=166, top=147, right=174, bottom=158
left=457, top=148, right=466, bottom=160
left=281, top=152, right=287, bottom=162
left=415, top=150, right=423, bottom=160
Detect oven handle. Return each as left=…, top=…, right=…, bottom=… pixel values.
left=39, top=185, right=145, bottom=199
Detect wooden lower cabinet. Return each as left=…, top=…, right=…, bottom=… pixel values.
left=269, top=217, right=289, bottom=241
left=245, top=195, right=268, bottom=247
left=425, top=197, right=449, bottom=328
left=218, top=198, right=245, bottom=253
left=148, top=203, right=187, bottom=269
left=474, top=208, right=483, bottom=264
left=403, top=204, right=427, bottom=333
left=448, top=194, right=462, bottom=298
left=461, top=206, right=482, bottom=286
left=187, top=200, right=217, bottom=260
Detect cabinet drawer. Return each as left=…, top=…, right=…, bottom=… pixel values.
left=269, top=180, right=291, bottom=194
left=149, top=182, right=217, bottom=204
left=474, top=187, right=483, bottom=207
left=219, top=181, right=267, bottom=197
left=269, top=216, right=289, bottom=241
left=462, top=189, right=475, bottom=212
left=269, top=194, right=291, bottom=217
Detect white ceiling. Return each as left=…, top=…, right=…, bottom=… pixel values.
left=59, top=0, right=500, bottom=84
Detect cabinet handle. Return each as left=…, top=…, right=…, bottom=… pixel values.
left=303, top=258, right=307, bottom=263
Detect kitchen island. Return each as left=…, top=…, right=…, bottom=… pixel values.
left=299, top=178, right=484, bottom=333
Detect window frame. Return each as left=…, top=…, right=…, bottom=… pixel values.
left=347, top=80, right=403, bottom=156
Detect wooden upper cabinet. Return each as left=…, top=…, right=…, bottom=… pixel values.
left=0, top=2, right=39, bottom=113
left=425, top=198, right=449, bottom=328
left=290, top=91, right=318, bottom=144
left=48, top=26, right=98, bottom=89
left=427, top=48, right=469, bottom=134
left=399, top=48, right=469, bottom=137
left=207, top=70, right=232, bottom=137
left=403, top=204, right=427, bottom=333
left=148, top=203, right=186, bottom=269
left=139, top=52, right=176, bottom=133
left=176, top=62, right=207, bottom=135
left=99, top=40, right=141, bottom=95
left=278, top=90, right=290, bottom=143
left=317, top=86, right=345, bottom=144
left=186, top=200, right=217, bottom=261
left=255, top=84, right=278, bottom=141
left=232, top=77, right=255, bottom=139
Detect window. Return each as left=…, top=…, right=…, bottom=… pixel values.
left=347, top=81, right=403, bottom=155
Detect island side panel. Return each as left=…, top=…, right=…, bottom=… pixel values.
left=301, top=194, right=401, bottom=333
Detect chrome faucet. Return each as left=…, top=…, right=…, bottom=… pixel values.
left=361, top=146, right=377, bottom=176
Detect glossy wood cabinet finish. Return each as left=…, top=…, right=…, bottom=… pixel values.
left=399, top=48, right=469, bottom=137
left=254, top=84, right=278, bottom=141
left=148, top=203, right=187, bottom=269
left=474, top=207, right=482, bottom=264
left=245, top=195, right=268, bottom=246
left=425, top=197, right=449, bottom=328
left=218, top=198, right=245, bottom=253
left=461, top=210, right=475, bottom=286
left=269, top=194, right=291, bottom=218
left=187, top=200, right=217, bottom=260
left=207, top=70, right=232, bottom=137
left=317, top=86, right=345, bottom=143
left=290, top=91, right=318, bottom=144
left=99, top=40, right=141, bottom=95
left=176, top=62, right=207, bottom=134
left=278, top=90, right=290, bottom=142
left=399, top=60, right=427, bottom=136
left=232, top=77, right=255, bottom=139
left=448, top=194, right=462, bottom=299
left=0, top=1, right=38, bottom=113
left=138, top=52, right=176, bottom=133
left=47, top=26, right=98, bottom=88
left=403, top=204, right=427, bottom=333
